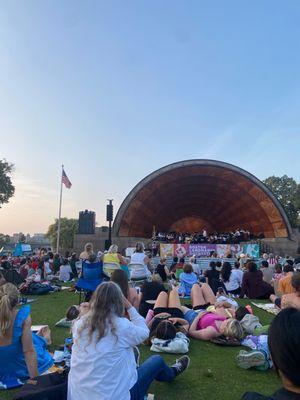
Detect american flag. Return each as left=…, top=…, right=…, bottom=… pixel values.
left=62, top=168, right=72, bottom=189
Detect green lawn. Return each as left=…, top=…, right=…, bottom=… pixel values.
left=1, top=291, right=280, bottom=400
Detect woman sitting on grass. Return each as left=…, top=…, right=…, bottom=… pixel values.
left=242, top=308, right=300, bottom=400
left=111, top=269, right=140, bottom=309
left=68, top=281, right=190, bottom=400
left=240, top=261, right=274, bottom=299
left=178, top=263, right=198, bottom=297
left=270, top=271, right=300, bottom=310
left=0, top=283, right=53, bottom=388
left=186, top=283, right=243, bottom=341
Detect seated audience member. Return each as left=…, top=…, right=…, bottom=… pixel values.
left=240, top=262, right=274, bottom=299
left=59, top=258, right=73, bottom=282
left=260, top=260, right=273, bottom=285
left=155, top=258, right=170, bottom=282
left=53, top=253, right=61, bottom=273
left=148, top=289, right=190, bottom=340
left=0, top=283, right=53, bottom=388
left=103, top=244, right=128, bottom=267
left=189, top=256, right=201, bottom=276
left=0, top=255, right=11, bottom=270
left=19, top=258, right=29, bottom=279
left=178, top=263, right=198, bottom=297
left=204, top=261, right=220, bottom=294
left=138, top=277, right=167, bottom=318
left=221, top=262, right=242, bottom=295
left=69, top=253, right=79, bottom=278
left=0, top=272, right=6, bottom=287
left=277, top=264, right=295, bottom=295
left=270, top=272, right=300, bottom=310
left=242, top=308, right=300, bottom=400
left=130, top=242, right=152, bottom=279
left=111, top=269, right=139, bottom=309
left=43, top=256, right=52, bottom=279
left=174, top=258, right=185, bottom=279
left=169, top=257, right=179, bottom=273
left=185, top=284, right=242, bottom=341
left=79, top=242, right=94, bottom=260
left=68, top=282, right=190, bottom=400
left=273, top=264, right=284, bottom=281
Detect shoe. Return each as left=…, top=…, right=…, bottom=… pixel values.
left=133, top=346, right=140, bottom=367
left=171, top=355, right=190, bottom=376
left=236, top=350, right=267, bottom=369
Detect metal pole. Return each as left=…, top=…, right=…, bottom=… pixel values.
left=56, top=165, right=63, bottom=253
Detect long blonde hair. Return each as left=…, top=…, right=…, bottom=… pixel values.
left=108, top=244, right=118, bottom=254
left=0, top=283, right=19, bottom=337
left=80, top=282, right=124, bottom=343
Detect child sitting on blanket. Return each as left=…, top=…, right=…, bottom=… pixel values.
left=178, top=263, right=198, bottom=297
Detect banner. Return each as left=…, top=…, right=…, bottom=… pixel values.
left=243, top=243, right=260, bottom=258
left=189, top=244, right=217, bottom=257
left=160, top=244, right=174, bottom=258
left=174, top=244, right=189, bottom=258
left=216, top=244, right=242, bottom=258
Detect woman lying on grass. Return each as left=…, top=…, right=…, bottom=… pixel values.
left=147, top=288, right=190, bottom=341
left=185, top=283, right=244, bottom=341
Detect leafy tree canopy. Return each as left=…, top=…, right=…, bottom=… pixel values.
left=0, top=159, right=15, bottom=208
left=263, top=175, right=300, bottom=228
left=46, top=218, right=78, bottom=251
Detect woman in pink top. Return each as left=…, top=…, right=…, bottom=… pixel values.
left=186, top=284, right=243, bottom=341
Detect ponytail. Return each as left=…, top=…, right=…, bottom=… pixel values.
left=0, top=283, right=19, bottom=337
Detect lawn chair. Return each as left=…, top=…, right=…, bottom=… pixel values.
left=103, top=262, right=121, bottom=278
left=128, top=263, right=151, bottom=286
left=76, top=261, right=103, bottom=303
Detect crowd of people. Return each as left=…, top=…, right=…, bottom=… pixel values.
left=0, top=243, right=300, bottom=399
left=154, top=228, right=253, bottom=244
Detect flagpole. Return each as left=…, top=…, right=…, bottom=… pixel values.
left=56, top=164, right=63, bottom=253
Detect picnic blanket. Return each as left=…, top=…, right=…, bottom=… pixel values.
left=251, top=302, right=280, bottom=315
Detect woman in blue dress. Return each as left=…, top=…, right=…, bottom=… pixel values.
left=0, top=283, right=53, bottom=389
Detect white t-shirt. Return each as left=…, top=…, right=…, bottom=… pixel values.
left=223, top=269, right=243, bottom=291
left=68, top=307, right=149, bottom=400
left=130, top=252, right=151, bottom=279
left=59, top=264, right=72, bottom=281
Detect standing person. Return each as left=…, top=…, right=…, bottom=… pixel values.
left=220, top=262, right=243, bottom=296
left=0, top=284, right=53, bottom=388
left=68, top=282, right=190, bottom=400
left=240, top=262, right=274, bottom=299
left=130, top=242, right=152, bottom=280
left=204, top=261, right=220, bottom=294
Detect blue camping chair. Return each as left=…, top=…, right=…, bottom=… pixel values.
left=76, top=261, right=103, bottom=303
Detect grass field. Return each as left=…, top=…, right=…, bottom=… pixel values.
left=1, top=290, right=280, bottom=400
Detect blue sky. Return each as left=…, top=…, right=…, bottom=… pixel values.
left=1, top=1, right=300, bottom=234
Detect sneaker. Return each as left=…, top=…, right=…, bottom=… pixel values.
left=236, top=350, right=267, bottom=369
left=133, top=346, right=140, bottom=367
left=171, top=355, right=190, bottom=376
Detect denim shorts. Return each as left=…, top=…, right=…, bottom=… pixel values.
left=184, top=309, right=198, bottom=325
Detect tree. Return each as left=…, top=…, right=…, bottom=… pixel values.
left=18, top=233, right=26, bottom=243
left=0, top=234, right=10, bottom=244
left=46, top=218, right=78, bottom=251
left=0, top=159, right=15, bottom=208
left=263, top=175, right=300, bottom=228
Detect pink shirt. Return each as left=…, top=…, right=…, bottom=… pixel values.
left=197, top=313, right=226, bottom=332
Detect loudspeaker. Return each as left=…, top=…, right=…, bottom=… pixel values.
left=106, top=204, right=113, bottom=222
left=78, top=210, right=96, bottom=234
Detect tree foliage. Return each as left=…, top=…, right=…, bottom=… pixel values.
left=46, top=218, right=78, bottom=250
left=263, top=175, right=300, bottom=228
left=0, top=159, right=15, bottom=208
left=0, top=234, right=11, bottom=244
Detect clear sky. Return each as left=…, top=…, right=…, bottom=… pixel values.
left=1, top=1, right=300, bottom=235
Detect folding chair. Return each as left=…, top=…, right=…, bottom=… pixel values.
left=76, top=261, right=103, bottom=303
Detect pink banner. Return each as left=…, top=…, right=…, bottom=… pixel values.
left=189, top=244, right=217, bottom=257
